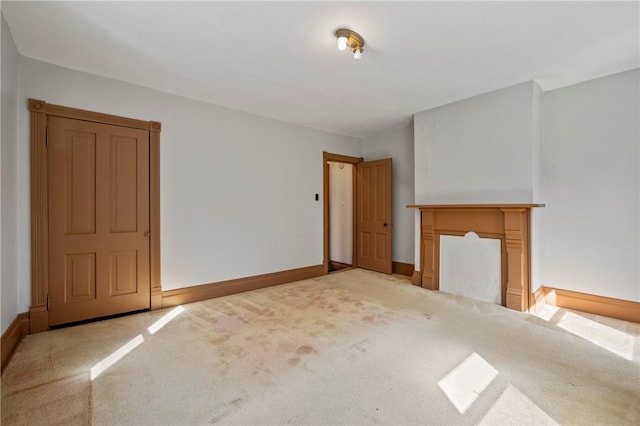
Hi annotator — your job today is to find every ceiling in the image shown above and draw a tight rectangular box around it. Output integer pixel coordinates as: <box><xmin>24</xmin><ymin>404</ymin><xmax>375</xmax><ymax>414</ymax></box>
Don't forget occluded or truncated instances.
<box><xmin>3</xmin><ymin>1</ymin><xmax>638</xmax><ymax>138</ymax></box>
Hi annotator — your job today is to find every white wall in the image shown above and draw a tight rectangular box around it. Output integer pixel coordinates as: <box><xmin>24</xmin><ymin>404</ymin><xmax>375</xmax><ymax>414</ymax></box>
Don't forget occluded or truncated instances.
<box><xmin>412</xmin><ymin>72</ymin><xmax>639</xmax><ymax>303</ymax></box>
<box><xmin>413</xmin><ymin>81</ymin><xmax>541</xmax><ymax>276</ymax></box>
<box><xmin>361</xmin><ymin>120</ymin><xmax>415</xmax><ymax>264</ymax></box>
<box><xmin>15</xmin><ymin>57</ymin><xmax>361</xmax><ymax>314</ymax></box>
<box><xmin>1</xmin><ymin>13</ymin><xmax>20</xmax><ymax>334</ymax></box>
<box><xmin>328</xmin><ymin>162</ymin><xmax>352</xmax><ymax>265</ymax></box>
<box><xmin>530</xmin><ymin>84</ymin><xmax>544</xmax><ymax>293</ymax></box>
<box><xmin>539</xmin><ymin>69</ymin><xmax>639</xmax><ymax>302</ymax></box>
<box><xmin>414</xmin><ymin>81</ymin><xmax>541</xmax><ymax>205</ymax></box>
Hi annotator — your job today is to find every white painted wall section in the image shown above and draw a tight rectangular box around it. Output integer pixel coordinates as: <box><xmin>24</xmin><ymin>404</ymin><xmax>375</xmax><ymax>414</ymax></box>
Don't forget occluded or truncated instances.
<box><xmin>1</xmin><ymin>13</ymin><xmax>20</xmax><ymax>334</ymax></box>
<box><xmin>328</xmin><ymin>161</ymin><xmax>353</xmax><ymax>265</ymax></box>
<box><xmin>530</xmin><ymin>83</ymin><xmax>544</xmax><ymax>292</ymax></box>
<box><xmin>414</xmin><ymin>81</ymin><xmax>540</xmax><ymax>205</ymax></box>
<box><xmin>413</xmin><ymin>81</ymin><xmax>541</xmax><ymax>276</ymax></box>
<box><xmin>539</xmin><ymin>69</ymin><xmax>639</xmax><ymax>302</ymax></box>
<box><xmin>15</xmin><ymin>57</ymin><xmax>361</xmax><ymax>314</ymax></box>
<box><xmin>361</xmin><ymin>120</ymin><xmax>415</xmax><ymax>264</ymax></box>
<box><xmin>413</xmin><ymin>72</ymin><xmax>638</xmax><ymax>303</ymax></box>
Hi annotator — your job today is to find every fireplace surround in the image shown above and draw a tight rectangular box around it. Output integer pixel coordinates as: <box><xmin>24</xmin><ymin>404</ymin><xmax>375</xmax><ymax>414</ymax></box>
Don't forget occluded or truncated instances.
<box><xmin>407</xmin><ymin>204</ymin><xmax>544</xmax><ymax>311</ymax></box>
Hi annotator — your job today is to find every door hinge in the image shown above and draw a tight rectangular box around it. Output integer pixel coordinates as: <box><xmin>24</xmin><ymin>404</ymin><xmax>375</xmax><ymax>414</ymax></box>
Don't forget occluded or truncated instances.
<box><xmin>47</xmin><ymin>294</ymin><xmax>51</xmax><ymax>311</ymax></box>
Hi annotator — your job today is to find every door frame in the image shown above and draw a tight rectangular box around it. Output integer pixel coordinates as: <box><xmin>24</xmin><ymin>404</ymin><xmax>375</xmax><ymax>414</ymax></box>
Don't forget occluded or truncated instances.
<box><xmin>28</xmin><ymin>99</ymin><xmax>162</xmax><ymax>332</ymax></box>
<box><xmin>322</xmin><ymin>151</ymin><xmax>362</xmax><ymax>275</ymax></box>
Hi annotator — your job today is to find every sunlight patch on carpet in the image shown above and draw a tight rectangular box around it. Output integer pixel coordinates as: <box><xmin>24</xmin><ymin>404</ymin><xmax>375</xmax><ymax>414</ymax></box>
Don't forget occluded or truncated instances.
<box><xmin>479</xmin><ymin>384</ymin><xmax>558</xmax><ymax>425</ymax></box>
<box><xmin>90</xmin><ymin>334</ymin><xmax>145</xmax><ymax>380</ymax></box>
<box><xmin>438</xmin><ymin>352</ymin><xmax>498</xmax><ymax>414</ymax></box>
<box><xmin>535</xmin><ymin>304</ymin><xmax>561</xmax><ymax>321</ymax></box>
<box><xmin>555</xmin><ymin>310</ymin><xmax>636</xmax><ymax>361</ymax></box>
<box><xmin>147</xmin><ymin>306</ymin><xmax>185</xmax><ymax>335</ymax></box>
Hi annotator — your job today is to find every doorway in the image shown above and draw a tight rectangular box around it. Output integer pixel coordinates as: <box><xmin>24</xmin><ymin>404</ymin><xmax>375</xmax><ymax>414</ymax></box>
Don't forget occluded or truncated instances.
<box><xmin>328</xmin><ymin>161</ymin><xmax>354</xmax><ymax>272</ymax></box>
<box><xmin>323</xmin><ymin>152</ymin><xmax>393</xmax><ymax>275</ymax></box>
<box><xmin>323</xmin><ymin>152</ymin><xmax>360</xmax><ymax>274</ymax></box>
<box><xmin>28</xmin><ymin>99</ymin><xmax>161</xmax><ymax>332</ymax></box>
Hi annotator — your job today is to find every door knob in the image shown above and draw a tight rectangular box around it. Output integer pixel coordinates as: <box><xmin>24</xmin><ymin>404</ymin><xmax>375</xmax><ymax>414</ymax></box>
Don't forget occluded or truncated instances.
<box><xmin>383</xmin><ymin>223</ymin><xmax>388</xmax><ymax>227</ymax></box>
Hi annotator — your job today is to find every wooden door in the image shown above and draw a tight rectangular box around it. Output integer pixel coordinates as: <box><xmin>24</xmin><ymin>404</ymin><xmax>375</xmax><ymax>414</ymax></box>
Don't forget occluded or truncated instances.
<box><xmin>48</xmin><ymin>116</ymin><xmax>150</xmax><ymax>325</ymax></box>
<box><xmin>356</xmin><ymin>158</ymin><xmax>392</xmax><ymax>274</ymax></box>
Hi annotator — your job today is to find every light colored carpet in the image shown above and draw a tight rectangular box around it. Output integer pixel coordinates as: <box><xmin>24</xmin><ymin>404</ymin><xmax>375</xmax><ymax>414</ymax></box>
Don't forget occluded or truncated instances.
<box><xmin>2</xmin><ymin>269</ymin><xmax>639</xmax><ymax>425</ymax></box>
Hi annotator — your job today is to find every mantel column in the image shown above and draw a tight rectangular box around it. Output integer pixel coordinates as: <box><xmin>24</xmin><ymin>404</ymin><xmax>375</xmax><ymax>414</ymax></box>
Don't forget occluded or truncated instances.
<box><xmin>421</xmin><ymin>209</ymin><xmax>437</xmax><ymax>290</ymax></box>
<box><xmin>502</xmin><ymin>208</ymin><xmax>529</xmax><ymax>311</ymax></box>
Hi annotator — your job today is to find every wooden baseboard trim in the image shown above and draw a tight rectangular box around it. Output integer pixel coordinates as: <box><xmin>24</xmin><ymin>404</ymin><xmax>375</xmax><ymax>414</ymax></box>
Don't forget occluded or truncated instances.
<box><xmin>329</xmin><ymin>260</ymin><xmax>352</xmax><ymax>271</ymax></box>
<box><xmin>162</xmin><ymin>264</ymin><xmax>325</xmax><ymax>308</ymax></box>
<box><xmin>411</xmin><ymin>270</ymin><xmax>422</xmax><ymax>286</ymax></box>
<box><xmin>529</xmin><ymin>286</ymin><xmax>546</xmax><ymax>314</ymax></box>
<box><xmin>2</xmin><ymin>313</ymin><xmax>30</xmax><ymax>373</ymax></box>
<box><xmin>29</xmin><ymin>305</ymin><xmax>48</xmax><ymax>333</ymax></box>
<box><xmin>392</xmin><ymin>261</ymin><xmax>414</xmax><ymax>277</ymax></box>
<box><xmin>542</xmin><ymin>287</ymin><xmax>640</xmax><ymax>323</ymax></box>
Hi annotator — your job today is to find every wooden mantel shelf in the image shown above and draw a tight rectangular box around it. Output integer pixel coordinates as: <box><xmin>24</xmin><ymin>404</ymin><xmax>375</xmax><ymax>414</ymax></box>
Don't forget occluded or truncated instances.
<box><xmin>407</xmin><ymin>203</ymin><xmax>545</xmax><ymax>209</ymax></box>
<box><xmin>407</xmin><ymin>203</ymin><xmax>544</xmax><ymax>312</ymax></box>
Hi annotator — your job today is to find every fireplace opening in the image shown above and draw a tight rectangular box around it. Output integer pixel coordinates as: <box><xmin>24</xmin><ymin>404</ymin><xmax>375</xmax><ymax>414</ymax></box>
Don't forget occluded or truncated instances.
<box><xmin>439</xmin><ymin>232</ymin><xmax>502</xmax><ymax>304</ymax></box>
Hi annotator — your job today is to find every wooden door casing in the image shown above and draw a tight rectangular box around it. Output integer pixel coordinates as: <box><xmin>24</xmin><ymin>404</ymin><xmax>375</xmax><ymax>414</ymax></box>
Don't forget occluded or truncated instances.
<box><xmin>356</xmin><ymin>158</ymin><xmax>393</xmax><ymax>274</ymax></box>
<box><xmin>47</xmin><ymin>116</ymin><xmax>150</xmax><ymax>325</ymax></box>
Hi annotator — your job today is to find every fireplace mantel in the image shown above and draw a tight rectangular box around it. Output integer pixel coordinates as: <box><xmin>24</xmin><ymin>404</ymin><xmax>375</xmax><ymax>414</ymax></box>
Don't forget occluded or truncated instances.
<box><xmin>407</xmin><ymin>203</ymin><xmax>544</xmax><ymax>311</ymax></box>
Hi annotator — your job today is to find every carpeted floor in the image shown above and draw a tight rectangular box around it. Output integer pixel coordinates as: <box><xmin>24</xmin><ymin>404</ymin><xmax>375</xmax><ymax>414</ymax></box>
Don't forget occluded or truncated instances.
<box><xmin>2</xmin><ymin>269</ymin><xmax>639</xmax><ymax>425</ymax></box>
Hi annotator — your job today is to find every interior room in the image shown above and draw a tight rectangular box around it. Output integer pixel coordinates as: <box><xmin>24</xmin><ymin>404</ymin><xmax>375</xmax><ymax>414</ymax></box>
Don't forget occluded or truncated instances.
<box><xmin>1</xmin><ymin>1</ymin><xmax>638</xmax><ymax>424</ymax></box>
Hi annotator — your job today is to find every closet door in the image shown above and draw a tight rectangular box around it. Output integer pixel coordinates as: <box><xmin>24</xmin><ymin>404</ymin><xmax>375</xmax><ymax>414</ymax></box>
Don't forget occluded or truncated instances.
<box><xmin>48</xmin><ymin>116</ymin><xmax>150</xmax><ymax>325</ymax></box>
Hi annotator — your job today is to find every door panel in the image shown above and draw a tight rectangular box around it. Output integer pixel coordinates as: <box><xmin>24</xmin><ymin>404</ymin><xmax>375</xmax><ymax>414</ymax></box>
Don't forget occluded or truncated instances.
<box><xmin>356</xmin><ymin>158</ymin><xmax>392</xmax><ymax>274</ymax></box>
<box><xmin>110</xmin><ymin>136</ymin><xmax>140</xmax><ymax>233</ymax></box>
<box><xmin>48</xmin><ymin>116</ymin><xmax>150</xmax><ymax>325</ymax></box>
<box><xmin>63</xmin><ymin>131</ymin><xmax>96</xmax><ymax>234</ymax></box>
<box><xmin>110</xmin><ymin>251</ymin><xmax>138</xmax><ymax>296</ymax></box>
<box><xmin>64</xmin><ymin>253</ymin><xmax>96</xmax><ymax>301</ymax></box>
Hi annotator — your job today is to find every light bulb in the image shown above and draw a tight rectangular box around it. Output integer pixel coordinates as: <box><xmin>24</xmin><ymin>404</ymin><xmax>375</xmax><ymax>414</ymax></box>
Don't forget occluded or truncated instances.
<box><xmin>337</xmin><ymin>36</ymin><xmax>348</xmax><ymax>51</ymax></box>
<box><xmin>353</xmin><ymin>49</ymin><xmax>363</xmax><ymax>60</ymax></box>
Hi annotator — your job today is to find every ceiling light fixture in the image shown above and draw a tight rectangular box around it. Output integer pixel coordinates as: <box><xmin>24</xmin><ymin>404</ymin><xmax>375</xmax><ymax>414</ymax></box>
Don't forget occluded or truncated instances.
<box><xmin>335</xmin><ymin>28</ymin><xmax>365</xmax><ymax>60</ymax></box>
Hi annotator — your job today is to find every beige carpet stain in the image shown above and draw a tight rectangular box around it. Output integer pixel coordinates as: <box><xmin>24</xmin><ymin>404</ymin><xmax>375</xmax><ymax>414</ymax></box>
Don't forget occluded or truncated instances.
<box><xmin>2</xmin><ymin>269</ymin><xmax>639</xmax><ymax>425</ymax></box>
<box><xmin>2</xmin><ymin>372</ymin><xmax>91</xmax><ymax>425</ymax></box>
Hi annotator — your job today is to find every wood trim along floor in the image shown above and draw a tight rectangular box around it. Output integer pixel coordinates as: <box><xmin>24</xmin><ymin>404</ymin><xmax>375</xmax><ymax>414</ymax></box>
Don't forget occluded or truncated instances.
<box><xmin>542</xmin><ymin>287</ymin><xmax>640</xmax><ymax>323</ymax></box>
<box><xmin>162</xmin><ymin>265</ymin><xmax>324</xmax><ymax>308</ymax></box>
<box><xmin>329</xmin><ymin>260</ymin><xmax>352</xmax><ymax>272</ymax></box>
<box><xmin>392</xmin><ymin>262</ymin><xmax>414</xmax><ymax>277</ymax></box>
<box><xmin>530</xmin><ymin>286</ymin><xmax>546</xmax><ymax>314</ymax></box>
<box><xmin>1</xmin><ymin>313</ymin><xmax>30</xmax><ymax>373</ymax></box>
